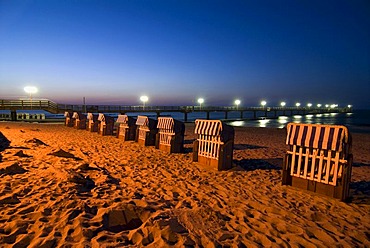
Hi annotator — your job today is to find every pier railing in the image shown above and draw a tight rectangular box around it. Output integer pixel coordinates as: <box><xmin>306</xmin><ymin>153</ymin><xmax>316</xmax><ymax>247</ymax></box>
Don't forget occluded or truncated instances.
<box><xmin>0</xmin><ymin>98</ymin><xmax>352</xmax><ymax>121</ymax></box>
<box><xmin>0</xmin><ymin>99</ymin><xmax>59</xmax><ymax>113</ymax></box>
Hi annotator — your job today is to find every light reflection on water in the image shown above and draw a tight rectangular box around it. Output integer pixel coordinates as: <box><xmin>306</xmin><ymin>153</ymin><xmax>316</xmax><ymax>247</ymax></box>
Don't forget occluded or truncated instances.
<box><xmin>225</xmin><ymin>111</ymin><xmax>367</xmax><ymax>133</ymax></box>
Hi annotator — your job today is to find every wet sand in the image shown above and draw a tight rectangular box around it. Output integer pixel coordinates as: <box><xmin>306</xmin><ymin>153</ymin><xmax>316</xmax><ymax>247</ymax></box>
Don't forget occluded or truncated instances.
<box><xmin>0</xmin><ymin>122</ymin><xmax>369</xmax><ymax>247</ymax></box>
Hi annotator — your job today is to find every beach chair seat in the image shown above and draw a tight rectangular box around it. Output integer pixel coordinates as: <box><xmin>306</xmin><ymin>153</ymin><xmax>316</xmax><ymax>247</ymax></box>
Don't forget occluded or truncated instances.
<box><xmin>135</xmin><ymin>115</ymin><xmax>158</xmax><ymax>146</ymax></box>
<box><xmin>72</xmin><ymin>112</ymin><xmax>87</xmax><ymax>129</ymax></box>
<box><xmin>86</xmin><ymin>113</ymin><xmax>99</xmax><ymax>132</ymax></box>
<box><xmin>64</xmin><ymin>111</ymin><xmax>74</xmax><ymax>127</ymax></box>
<box><xmin>97</xmin><ymin>113</ymin><xmax>115</xmax><ymax>136</ymax></box>
<box><xmin>193</xmin><ymin>119</ymin><xmax>234</xmax><ymax>170</ymax></box>
<box><xmin>116</xmin><ymin>115</ymin><xmax>137</xmax><ymax>141</ymax></box>
<box><xmin>156</xmin><ymin>117</ymin><xmax>185</xmax><ymax>153</ymax></box>
<box><xmin>282</xmin><ymin>123</ymin><xmax>353</xmax><ymax>201</ymax></box>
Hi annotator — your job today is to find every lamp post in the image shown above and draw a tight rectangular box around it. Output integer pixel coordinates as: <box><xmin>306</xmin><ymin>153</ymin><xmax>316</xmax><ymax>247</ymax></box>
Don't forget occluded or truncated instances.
<box><xmin>140</xmin><ymin>95</ymin><xmax>148</xmax><ymax>109</ymax></box>
<box><xmin>24</xmin><ymin>86</ymin><xmax>38</xmax><ymax>109</ymax></box>
<box><xmin>261</xmin><ymin>100</ymin><xmax>267</xmax><ymax>108</ymax></box>
<box><xmin>307</xmin><ymin>103</ymin><xmax>312</xmax><ymax>108</ymax></box>
<box><xmin>197</xmin><ymin>98</ymin><xmax>204</xmax><ymax>110</ymax></box>
<box><xmin>234</xmin><ymin>99</ymin><xmax>241</xmax><ymax>110</ymax></box>
<box><xmin>280</xmin><ymin>102</ymin><xmax>286</xmax><ymax>107</ymax></box>
<box><xmin>295</xmin><ymin>102</ymin><xmax>301</xmax><ymax>108</ymax></box>
<box><xmin>317</xmin><ymin>104</ymin><xmax>322</xmax><ymax>108</ymax></box>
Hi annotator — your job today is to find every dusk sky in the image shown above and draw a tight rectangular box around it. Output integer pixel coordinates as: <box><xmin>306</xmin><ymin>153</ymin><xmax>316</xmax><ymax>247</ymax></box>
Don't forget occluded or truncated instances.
<box><xmin>0</xmin><ymin>0</ymin><xmax>369</xmax><ymax>107</ymax></box>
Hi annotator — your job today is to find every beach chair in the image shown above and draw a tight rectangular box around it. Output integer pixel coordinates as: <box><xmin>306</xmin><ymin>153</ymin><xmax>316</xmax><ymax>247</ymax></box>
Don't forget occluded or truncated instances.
<box><xmin>282</xmin><ymin>123</ymin><xmax>353</xmax><ymax>201</ymax></box>
<box><xmin>64</xmin><ymin>111</ymin><xmax>74</xmax><ymax>127</ymax></box>
<box><xmin>193</xmin><ymin>119</ymin><xmax>235</xmax><ymax>170</ymax></box>
<box><xmin>116</xmin><ymin>115</ymin><xmax>137</xmax><ymax>141</ymax></box>
<box><xmin>156</xmin><ymin>117</ymin><xmax>185</xmax><ymax>153</ymax></box>
<box><xmin>72</xmin><ymin>112</ymin><xmax>87</xmax><ymax>129</ymax></box>
<box><xmin>97</xmin><ymin>113</ymin><xmax>115</xmax><ymax>136</ymax></box>
<box><xmin>86</xmin><ymin>113</ymin><xmax>99</xmax><ymax>132</ymax></box>
<box><xmin>135</xmin><ymin>115</ymin><xmax>158</xmax><ymax>146</ymax></box>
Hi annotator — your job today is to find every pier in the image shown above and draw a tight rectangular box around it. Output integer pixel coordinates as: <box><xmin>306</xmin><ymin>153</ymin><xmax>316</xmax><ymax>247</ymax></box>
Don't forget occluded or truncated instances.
<box><xmin>0</xmin><ymin>99</ymin><xmax>352</xmax><ymax>121</ymax></box>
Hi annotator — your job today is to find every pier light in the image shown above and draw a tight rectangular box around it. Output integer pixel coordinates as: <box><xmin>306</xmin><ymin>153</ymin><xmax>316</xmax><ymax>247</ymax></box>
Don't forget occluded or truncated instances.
<box><xmin>24</xmin><ymin>86</ymin><xmax>38</xmax><ymax>109</ymax></box>
<box><xmin>307</xmin><ymin>103</ymin><xmax>312</xmax><ymax>108</ymax></box>
<box><xmin>24</xmin><ymin>86</ymin><xmax>38</xmax><ymax>100</ymax></box>
<box><xmin>260</xmin><ymin>100</ymin><xmax>267</xmax><ymax>107</ymax></box>
<box><xmin>140</xmin><ymin>95</ymin><xmax>148</xmax><ymax>109</ymax></box>
<box><xmin>317</xmin><ymin>104</ymin><xmax>322</xmax><ymax>108</ymax></box>
<box><xmin>280</xmin><ymin>102</ymin><xmax>286</xmax><ymax>107</ymax></box>
<box><xmin>330</xmin><ymin>104</ymin><xmax>336</xmax><ymax>108</ymax></box>
<box><xmin>347</xmin><ymin>105</ymin><xmax>352</xmax><ymax>108</ymax></box>
<box><xmin>234</xmin><ymin>99</ymin><xmax>241</xmax><ymax>109</ymax></box>
<box><xmin>295</xmin><ymin>102</ymin><xmax>301</xmax><ymax>107</ymax></box>
<box><xmin>325</xmin><ymin>104</ymin><xmax>329</xmax><ymax>108</ymax></box>
<box><xmin>197</xmin><ymin>98</ymin><xmax>204</xmax><ymax>110</ymax></box>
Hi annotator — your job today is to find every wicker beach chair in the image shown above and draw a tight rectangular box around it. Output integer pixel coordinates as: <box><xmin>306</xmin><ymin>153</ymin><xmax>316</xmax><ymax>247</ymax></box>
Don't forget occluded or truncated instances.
<box><xmin>193</xmin><ymin>119</ymin><xmax>235</xmax><ymax>170</ymax></box>
<box><xmin>116</xmin><ymin>115</ymin><xmax>137</xmax><ymax>141</ymax></box>
<box><xmin>72</xmin><ymin>112</ymin><xmax>87</xmax><ymax>129</ymax></box>
<box><xmin>282</xmin><ymin>123</ymin><xmax>353</xmax><ymax>201</ymax></box>
<box><xmin>156</xmin><ymin>117</ymin><xmax>185</xmax><ymax>153</ymax></box>
<box><xmin>97</xmin><ymin>113</ymin><xmax>115</xmax><ymax>136</ymax></box>
<box><xmin>86</xmin><ymin>113</ymin><xmax>99</xmax><ymax>132</ymax></box>
<box><xmin>64</xmin><ymin>111</ymin><xmax>74</xmax><ymax>127</ymax></box>
<box><xmin>135</xmin><ymin>115</ymin><xmax>158</xmax><ymax>146</ymax></box>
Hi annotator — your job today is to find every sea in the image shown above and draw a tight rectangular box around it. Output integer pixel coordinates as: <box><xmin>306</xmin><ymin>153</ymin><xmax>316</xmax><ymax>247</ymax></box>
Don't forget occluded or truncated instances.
<box><xmin>1</xmin><ymin>109</ymin><xmax>370</xmax><ymax>134</ymax></box>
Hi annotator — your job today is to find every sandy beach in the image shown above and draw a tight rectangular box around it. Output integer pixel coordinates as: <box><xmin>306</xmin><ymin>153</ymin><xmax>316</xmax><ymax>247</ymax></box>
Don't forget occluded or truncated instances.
<box><xmin>0</xmin><ymin>122</ymin><xmax>369</xmax><ymax>247</ymax></box>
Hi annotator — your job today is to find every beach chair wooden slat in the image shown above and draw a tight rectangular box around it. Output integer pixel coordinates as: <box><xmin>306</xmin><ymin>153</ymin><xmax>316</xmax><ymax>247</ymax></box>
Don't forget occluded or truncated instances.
<box><xmin>302</xmin><ymin>148</ymin><xmax>310</xmax><ymax>178</ymax></box>
<box><xmin>290</xmin><ymin>145</ymin><xmax>297</xmax><ymax>175</ymax></box>
<box><xmin>330</xmin><ymin>152</ymin><xmax>340</xmax><ymax>186</ymax></box>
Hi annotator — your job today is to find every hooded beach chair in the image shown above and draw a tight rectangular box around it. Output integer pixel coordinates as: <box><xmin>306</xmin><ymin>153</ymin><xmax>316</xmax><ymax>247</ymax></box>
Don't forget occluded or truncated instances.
<box><xmin>86</xmin><ymin>113</ymin><xmax>99</xmax><ymax>132</ymax></box>
<box><xmin>64</xmin><ymin>111</ymin><xmax>74</xmax><ymax>127</ymax></box>
<box><xmin>72</xmin><ymin>112</ymin><xmax>87</xmax><ymax>129</ymax></box>
<box><xmin>97</xmin><ymin>113</ymin><xmax>115</xmax><ymax>136</ymax></box>
<box><xmin>135</xmin><ymin>115</ymin><xmax>158</xmax><ymax>146</ymax></box>
<box><xmin>156</xmin><ymin>117</ymin><xmax>185</xmax><ymax>153</ymax></box>
<box><xmin>282</xmin><ymin>123</ymin><xmax>353</xmax><ymax>201</ymax></box>
<box><xmin>116</xmin><ymin>114</ymin><xmax>137</xmax><ymax>141</ymax></box>
<box><xmin>193</xmin><ymin>119</ymin><xmax>235</xmax><ymax>170</ymax></box>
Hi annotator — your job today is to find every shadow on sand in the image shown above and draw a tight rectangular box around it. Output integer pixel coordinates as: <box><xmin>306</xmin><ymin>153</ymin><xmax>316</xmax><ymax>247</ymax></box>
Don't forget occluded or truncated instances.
<box><xmin>0</xmin><ymin>132</ymin><xmax>11</xmax><ymax>162</ymax></box>
<box><xmin>349</xmin><ymin>181</ymin><xmax>370</xmax><ymax>205</ymax></box>
<box><xmin>234</xmin><ymin>158</ymin><xmax>282</xmax><ymax>171</ymax></box>
<box><xmin>234</xmin><ymin>144</ymin><xmax>266</xmax><ymax>150</ymax></box>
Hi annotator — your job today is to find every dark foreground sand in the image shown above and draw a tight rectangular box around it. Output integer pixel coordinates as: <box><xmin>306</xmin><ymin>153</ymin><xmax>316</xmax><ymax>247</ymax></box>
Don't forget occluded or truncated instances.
<box><xmin>0</xmin><ymin>122</ymin><xmax>369</xmax><ymax>247</ymax></box>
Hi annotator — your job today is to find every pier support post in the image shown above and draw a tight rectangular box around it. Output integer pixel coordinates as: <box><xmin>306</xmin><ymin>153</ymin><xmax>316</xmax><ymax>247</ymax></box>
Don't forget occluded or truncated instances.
<box><xmin>11</xmin><ymin>110</ymin><xmax>17</xmax><ymax>121</ymax></box>
<box><xmin>184</xmin><ymin>112</ymin><xmax>188</xmax><ymax>122</ymax></box>
<box><xmin>206</xmin><ymin>112</ymin><xmax>210</xmax><ymax>120</ymax></box>
<box><xmin>156</xmin><ymin>112</ymin><xmax>160</xmax><ymax>119</ymax></box>
<box><xmin>225</xmin><ymin>111</ymin><xmax>228</xmax><ymax>119</ymax></box>
<box><xmin>240</xmin><ymin>111</ymin><xmax>243</xmax><ymax>119</ymax></box>
<box><xmin>253</xmin><ymin>111</ymin><xmax>257</xmax><ymax>119</ymax></box>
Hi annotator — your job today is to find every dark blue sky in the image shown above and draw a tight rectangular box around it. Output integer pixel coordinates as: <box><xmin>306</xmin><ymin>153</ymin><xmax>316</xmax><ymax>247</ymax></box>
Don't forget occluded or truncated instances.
<box><xmin>1</xmin><ymin>0</ymin><xmax>369</xmax><ymax>107</ymax></box>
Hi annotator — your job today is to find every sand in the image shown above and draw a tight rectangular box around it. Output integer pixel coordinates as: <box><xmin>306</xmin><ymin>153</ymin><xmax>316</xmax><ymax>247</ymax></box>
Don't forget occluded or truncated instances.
<box><xmin>0</xmin><ymin>122</ymin><xmax>369</xmax><ymax>247</ymax></box>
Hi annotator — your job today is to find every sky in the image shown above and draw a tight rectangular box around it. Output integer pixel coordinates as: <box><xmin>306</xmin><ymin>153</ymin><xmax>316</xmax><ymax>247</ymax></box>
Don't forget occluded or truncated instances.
<box><xmin>0</xmin><ymin>0</ymin><xmax>369</xmax><ymax>108</ymax></box>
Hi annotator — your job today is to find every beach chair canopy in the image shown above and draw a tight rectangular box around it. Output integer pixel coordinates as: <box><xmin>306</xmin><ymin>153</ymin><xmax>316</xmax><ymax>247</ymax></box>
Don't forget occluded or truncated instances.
<box><xmin>116</xmin><ymin>114</ymin><xmax>128</xmax><ymax>124</ymax></box>
<box><xmin>98</xmin><ymin>113</ymin><xmax>114</xmax><ymax>123</ymax></box>
<box><xmin>116</xmin><ymin>115</ymin><xmax>136</xmax><ymax>126</ymax></box>
<box><xmin>194</xmin><ymin>119</ymin><xmax>234</xmax><ymax>142</ymax></box>
<box><xmin>87</xmin><ymin>113</ymin><xmax>98</xmax><ymax>121</ymax></box>
<box><xmin>286</xmin><ymin>123</ymin><xmax>349</xmax><ymax>152</ymax></box>
<box><xmin>136</xmin><ymin>115</ymin><xmax>157</xmax><ymax>129</ymax></box>
<box><xmin>64</xmin><ymin>111</ymin><xmax>73</xmax><ymax>118</ymax></box>
<box><xmin>72</xmin><ymin>112</ymin><xmax>86</xmax><ymax>120</ymax></box>
<box><xmin>157</xmin><ymin>117</ymin><xmax>184</xmax><ymax>134</ymax></box>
